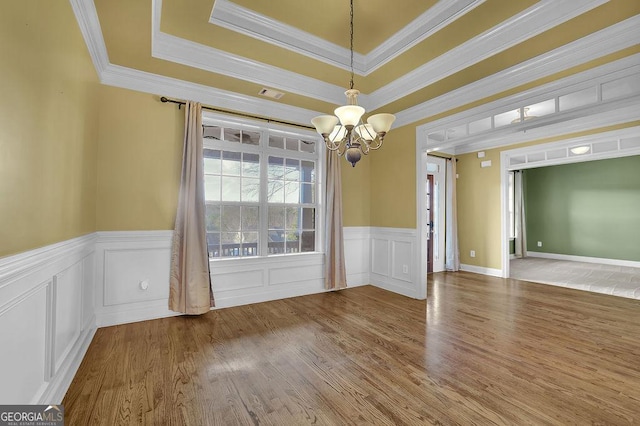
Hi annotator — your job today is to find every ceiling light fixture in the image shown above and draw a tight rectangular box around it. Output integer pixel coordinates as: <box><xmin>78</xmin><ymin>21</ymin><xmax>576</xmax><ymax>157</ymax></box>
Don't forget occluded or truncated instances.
<box><xmin>511</xmin><ymin>107</ymin><xmax>537</xmax><ymax>124</ymax></box>
<box><xmin>310</xmin><ymin>0</ymin><xmax>395</xmax><ymax>167</ymax></box>
<box><xmin>570</xmin><ymin>146</ymin><xmax>590</xmax><ymax>155</ymax></box>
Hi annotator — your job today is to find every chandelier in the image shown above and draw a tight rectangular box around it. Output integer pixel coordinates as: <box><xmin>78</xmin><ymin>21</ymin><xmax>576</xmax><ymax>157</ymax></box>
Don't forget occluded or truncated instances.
<box><xmin>311</xmin><ymin>0</ymin><xmax>395</xmax><ymax>167</ymax></box>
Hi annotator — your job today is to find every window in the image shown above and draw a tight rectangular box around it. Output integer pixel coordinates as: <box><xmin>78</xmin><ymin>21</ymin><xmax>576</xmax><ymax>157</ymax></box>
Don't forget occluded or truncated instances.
<box><xmin>203</xmin><ymin>119</ymin><xmax>321</xmax><ymax>259</ymax></box>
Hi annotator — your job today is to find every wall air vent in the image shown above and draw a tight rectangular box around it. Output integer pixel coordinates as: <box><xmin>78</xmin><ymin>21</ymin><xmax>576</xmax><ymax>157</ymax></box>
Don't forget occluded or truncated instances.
<box><xmin>259</xmin><ymin>88</ymin><xmax>285</xmax><ymax>99</ymax></box>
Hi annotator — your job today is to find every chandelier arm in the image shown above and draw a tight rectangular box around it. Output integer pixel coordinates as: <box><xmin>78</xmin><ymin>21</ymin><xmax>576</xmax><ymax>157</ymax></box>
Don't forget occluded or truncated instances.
<box><xmin>323</xmin><ymin>134</ymin><xmax>345</xmax><ymax>152</ymax></box>
<box><xmin>367</xmin><ymin>137</ymin><xmax>384</xmax><ymax>150</ymax></box>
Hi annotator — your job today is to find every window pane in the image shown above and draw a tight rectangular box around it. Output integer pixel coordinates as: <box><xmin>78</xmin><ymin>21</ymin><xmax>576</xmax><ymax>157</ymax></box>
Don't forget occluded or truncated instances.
<box><xmin>285</xmin><ymin>159</ymin><xmax>300</xmax><ymax>181</ymax></box>
<box><xmin>203</xmin><ymin>126</ymin><xmax>222</xmax><ymax>141</ymax></box>
<box><xmin>285</xmin><ymin>138</ymin><xmax>299</xmax><ymax>151</ymax></box>
<box><xmin>242</xmin><ymin>206</ymin><xmax>259</xmax><ymax>231</ymax></box>
<box><xmin>205</xmin><ymin>204</ymin><xmax>221</xmax><ymax>232</ymax></box>
<box><xmin>494</xmin><ymin>109</ymin><xmax>520</xmax><ymax>128</ymax></box>
<box><xmin>267</xmin><ymin>181</ymin><xmax>284</xmax><ymax>203</ymax></box>
<box><xmin>268</xmin><ymin>206</ymin><xmax>285</xmax><ymax>229</ymax></box>
<box><xmin>207</xmin><ymin>232</ymin><xmax>220</xmax><ymax>258</ymax></box>
<box><xmin>301</xmin><ymin>183</ymin><xmax>314</xmax><ymax>204</ymax></box>
<box><xmin>221</xmin><ymin>232</ymin><xmax>241</xmax><ymax>257</ymax></box>
<box><xmin>204</xmin><ymin>149</ymin><xmax>221</xmax><ymax>174</ymax></box>
<box><xmin>269</xmin><ymin>135</ymin><xmax>284</xmax><ymax>149</ymax></box>
<box><xmin>242</xmin><ymin>153</ymin><xmax>260</xmax><ymax>177</ymax></box>
<box><xmin>559</xmin><ymin>87</ymin><xmax>597</xmax><ymax>111</ymax></box>
<box><xmin>301</xmin><ymin>161</ymin><xmax>315</xmax><ymax>182</ymax></box>
<box><xmin>222</xmin><ymin>151</ymin><xmax>241</xmax><ymax>175</ymax></box>
<box><xmin>242</xmin><ymin>177</ymin><xmax>260</xmax><ymax>202</ymax></box>
<box><xmin>224</xmin><ymin>128</ymin><xmax>241</xmax><ymax>143</ymax></box>
<box><xmin>302</xmin><ymin>208</ymin><xmax>315</xmax><ymax>229</ymax></box>
<box><xmin>241</xmin><ymin>130</ymin><xmax>260</xmax><ymax>145</ymax></box>
<box><xmin>221</xmin><ymin>205</ymin><xmax>241</xmax><ymax>231</ymax></box>
<box><xmin>285</xmin><ymin>182</ymin><xmax>300</xmax><ymax>204</ymax></box>
<box><xmin>204</xmin><ymin>175</ymin><xmax>221</xmax><ymax>201</ymax></box>
<box><xmin>300</xmin><ymin>140</ymin><xmax>315</xmax><ymax>153</ymax></box>
<box><xmin>301</xmin><ymin>231</ymin><xmax>315</xmax><ymax>252</ymax></box>
<box><xmin>468</xmin><ymin>117</ymin><xmax>492</xmax><ymax>134</ymax></box>
<box><xmin>285</xmin><ymin>231</ymin><xmax>300</xmax><ymax>253</ymax></box>
<box><xmin>221</xmin><ymin>176</ymin><xmax>241</xmax><ymax>201</ymax></box>
<box><xmin>285</xmin><ymin>207</ymin><xmax>299</xmax><ymax>230</ymax></box>
<box><xmin>525</xmin><ymin>99</ymin><xmax>555</xmax><ymax>119</ymax></box>
<box><xmin>268</xmin><ymin>156</ymin><xmax>284</xmax><ymax>179</ymax></box>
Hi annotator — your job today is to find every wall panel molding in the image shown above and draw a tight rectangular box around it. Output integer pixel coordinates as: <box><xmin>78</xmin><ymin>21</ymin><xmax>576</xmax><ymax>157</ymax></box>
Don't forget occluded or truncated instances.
<box><xmin>0</xmin><ymin>235</ymin><xmax>96</xmax><ymax>404</ymax></box>
<box><xmin>369</xmin><ymin>227</ymin><xmax>420</xmax><ymax>299</ymax></box>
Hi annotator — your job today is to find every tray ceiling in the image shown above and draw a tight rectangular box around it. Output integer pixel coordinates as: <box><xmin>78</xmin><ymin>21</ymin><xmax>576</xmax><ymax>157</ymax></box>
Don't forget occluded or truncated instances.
<box><xmin>87</xmin><ymin>0</ymin><xmax>639</xmax><ymax>127</ymax></box>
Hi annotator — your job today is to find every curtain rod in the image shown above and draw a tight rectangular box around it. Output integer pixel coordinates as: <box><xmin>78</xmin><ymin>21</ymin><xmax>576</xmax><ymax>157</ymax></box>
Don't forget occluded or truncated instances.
<box><xmin>160</xmin><ymin>96</ymin><xmax>315</xmax><ymax>131</ymax></box>
<box><xmin>427</xmin><ymin>152</ymin><xmax>458</xmax><ymax>161</ymax></box>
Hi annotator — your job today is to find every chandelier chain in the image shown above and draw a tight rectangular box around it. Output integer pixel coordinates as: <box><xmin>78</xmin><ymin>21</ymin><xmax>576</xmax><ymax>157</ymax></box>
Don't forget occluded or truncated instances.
<box><xmin>349</xmin><ymin>0</ymin><xmax>354</xmax><ymax>90</ymax></box>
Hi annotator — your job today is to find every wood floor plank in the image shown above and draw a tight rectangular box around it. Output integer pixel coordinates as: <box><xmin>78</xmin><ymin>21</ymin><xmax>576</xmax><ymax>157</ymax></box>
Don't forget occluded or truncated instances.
<box><xmin>64</xmin><ymin>272</ymin><xmax>640</xmax><ymax>424</ymax></box>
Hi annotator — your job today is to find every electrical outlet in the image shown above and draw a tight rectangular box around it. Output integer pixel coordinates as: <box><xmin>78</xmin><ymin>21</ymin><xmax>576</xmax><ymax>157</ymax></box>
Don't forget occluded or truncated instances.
<box><xmin>470</xmin><ymin>250</ymin><xmax>476</xmax><ymax>258</ymax></box>
<box><xmin>402</xmin><ymin>265</ymin><xmax>408</xmax><ymax>274</ymax></box>
<box><xmin>537</xmin><ymin>241</ymin><xmax>543</xmax><ymax>247</ymax></box>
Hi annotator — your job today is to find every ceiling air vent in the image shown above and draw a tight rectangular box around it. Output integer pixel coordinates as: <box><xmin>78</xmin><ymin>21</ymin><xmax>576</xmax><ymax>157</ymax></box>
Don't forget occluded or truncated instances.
<box><xmin>259</xmin><ymin>88</ymin><xmax>284</xmax><ymax>100</ymax></box>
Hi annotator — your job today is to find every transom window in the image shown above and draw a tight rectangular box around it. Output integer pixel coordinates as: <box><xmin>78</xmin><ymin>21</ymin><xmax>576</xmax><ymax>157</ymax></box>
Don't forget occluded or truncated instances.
<box><xmin>203</xmin><ymin>119</ymin><xmax>321</xmax><ymax>259</ymax></box>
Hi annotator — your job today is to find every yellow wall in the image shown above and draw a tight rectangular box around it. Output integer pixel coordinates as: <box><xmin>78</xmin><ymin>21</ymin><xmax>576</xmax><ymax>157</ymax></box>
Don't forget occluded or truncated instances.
<box><xmin>0</xmin><ymin>1</ymin><xmax>100</xmax><ymax>257</ymax></box>
<box><xmin>456</xmin><ymin>121</ymin><xmax>640</xmax><ymax>270</ymax></box>
<box><xmin>95</xmin><ymin>87</ymin><xmax>183</xmax><ymax>230</ymax></box>
<box><xmin>369</xmin><ymin>124</ymin><xmax>417</xmax><ymax>228</ymax></box>
<box><xmin>341</xmin><ymin>152</ymin><xmax>371</xmax><ymax>226</ymax></box>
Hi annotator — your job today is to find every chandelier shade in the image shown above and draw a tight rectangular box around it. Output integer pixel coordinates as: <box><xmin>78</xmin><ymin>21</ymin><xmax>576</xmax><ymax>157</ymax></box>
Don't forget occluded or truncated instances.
<box><xmin>310</xmin><ymin>0</ymin><xmax>395</xmax><ymax>167</ymax></box>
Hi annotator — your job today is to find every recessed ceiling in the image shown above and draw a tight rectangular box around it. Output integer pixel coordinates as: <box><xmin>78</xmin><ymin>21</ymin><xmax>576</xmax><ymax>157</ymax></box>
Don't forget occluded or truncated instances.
<box><xmin>86</xmin><ymin>0</ymin><xmax>639</xmax><ymax>128</ymax></box>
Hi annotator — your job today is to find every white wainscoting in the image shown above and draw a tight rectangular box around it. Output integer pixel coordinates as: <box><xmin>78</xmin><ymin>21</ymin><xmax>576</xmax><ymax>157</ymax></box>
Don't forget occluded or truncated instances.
<box><xmin>0</xmin><ymin>234</ymin><xmax>96</xmax><ymax>405</ymax></box>
<box><xmin>94</xmin><ymin>231</ymin><xmax>177</xmax><ymax>327</ymax></box>
<box><xmin>369</xmin><ymin>227</ymin><xmax>421</xmax><ymax>299</ymax></box>
<box><xmin>0</xmin><ymin>226</ymin><xmax>419</xmax><ymax>404</ymax></box>
<box><xmin>344</xmin><ymin>227</ymin><xmax>371</xmax><ymax>287</ymax></box>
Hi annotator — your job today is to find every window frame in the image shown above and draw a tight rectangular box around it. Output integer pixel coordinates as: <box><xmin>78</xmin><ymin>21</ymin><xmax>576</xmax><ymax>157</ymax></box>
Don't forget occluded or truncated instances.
<box><xmin>202</xmin><ymin>111</ymin><xmax>325</xmax><ymax>261</ymax></box>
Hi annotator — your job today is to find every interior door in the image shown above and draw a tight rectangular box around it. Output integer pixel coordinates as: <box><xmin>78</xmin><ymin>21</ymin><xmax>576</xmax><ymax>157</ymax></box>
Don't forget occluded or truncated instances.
<box><xmin>426</xmin><ymin>174</ymin><xmax>434</xmax><ymax>273</ymax></box>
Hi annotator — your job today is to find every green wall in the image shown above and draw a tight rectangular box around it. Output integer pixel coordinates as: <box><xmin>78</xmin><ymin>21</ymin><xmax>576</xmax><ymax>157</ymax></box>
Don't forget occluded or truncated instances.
<box><xmin>524</xmin><ymin>155</ymin><xmax>640</xmax><ymax>261</ymax></box>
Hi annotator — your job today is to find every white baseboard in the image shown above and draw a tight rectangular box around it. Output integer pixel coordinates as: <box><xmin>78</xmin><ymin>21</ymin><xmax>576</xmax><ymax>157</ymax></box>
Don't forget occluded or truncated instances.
<box><xmin>96</xmin><ymin>301</ymin><xmax>180</xmax><ymax>327</ymax></box>
<box><xmin>460</xmin><ymin>264</ymin><xmax>504</xmax><ymax>277</ymax></box>
<box><xmin>370</xmin><ymin>274</ymin><xmax>418</xmax><ymax>299</ymax></box>
<box><xmin>527</xmin><ymin>252</ymin><xmax>640</xmax><ymax>269</ymax></box>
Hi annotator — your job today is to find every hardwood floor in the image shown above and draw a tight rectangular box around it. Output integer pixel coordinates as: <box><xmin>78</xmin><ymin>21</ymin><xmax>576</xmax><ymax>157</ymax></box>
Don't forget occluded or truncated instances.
<box><xmin>63</xmin><ymin>272</ymin><xmax>640</xmax><ymax>425</ymax></box>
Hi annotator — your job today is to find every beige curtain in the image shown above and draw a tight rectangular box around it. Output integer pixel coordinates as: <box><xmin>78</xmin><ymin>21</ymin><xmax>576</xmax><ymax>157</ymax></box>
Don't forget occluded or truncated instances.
<box><xmin>324</xmin><ymin>151</ymin><xmax>347</xmax><ymax>290</ymax></box>
<box><xmin>514</xmin><ymin>170</ymin><xmax>527</xmax><ymax>258</ymax></box>
<box><xmin>169</xmin><ymin>101</ymin><xmax>214</xmax><ymax>314</ymax></box>
<box><xmin>445</xmin><ymin>158</ymin><xmax>460</xmax><ymax>271</ymax></box>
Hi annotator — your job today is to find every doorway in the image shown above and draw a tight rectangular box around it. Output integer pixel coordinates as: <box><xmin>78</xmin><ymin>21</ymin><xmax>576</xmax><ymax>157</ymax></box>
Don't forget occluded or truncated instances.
<box><xmin>426</xmin><ymin>175</ymin><xmax>434</xmax><ymax>273</ymax></box>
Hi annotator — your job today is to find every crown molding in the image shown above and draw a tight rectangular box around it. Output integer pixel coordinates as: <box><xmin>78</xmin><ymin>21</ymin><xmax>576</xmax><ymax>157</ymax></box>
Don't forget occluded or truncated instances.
<box><xmin>154</xmin><ymin>0</ymin><xmax>605</xmax><ymax>111</ymax></box>
<box><xmin>68</xmin><ymin>0</ymin><xmax>109</xmax><ymax>74</ymax></box>
<box><xmin>395</xmin><ymin>16</ymin><xmax>640</xmax><ymax>128</ymax></box>
<box><xmin>372</xmin><ymin>0</ymin><xmax>608</xmax><ymax>110</ymax></box>
<box><xmin>152</xmin><ymin>0</ymin><xmax>347</xmax><ymax>106</ymax></box>
<box><xmin>100</xmin><ymin>63</ymin><xmax>321</xmax><ymax>126</ymax></box>
<box><xmin>209</xmin><ymin>0</ymin><xmax>485</xmax><ymax>76</ymax></box>
<box><xmin>72</xmin><ymin>0</ymin><xmax>634</xmax><ymax>133</ymax></box>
